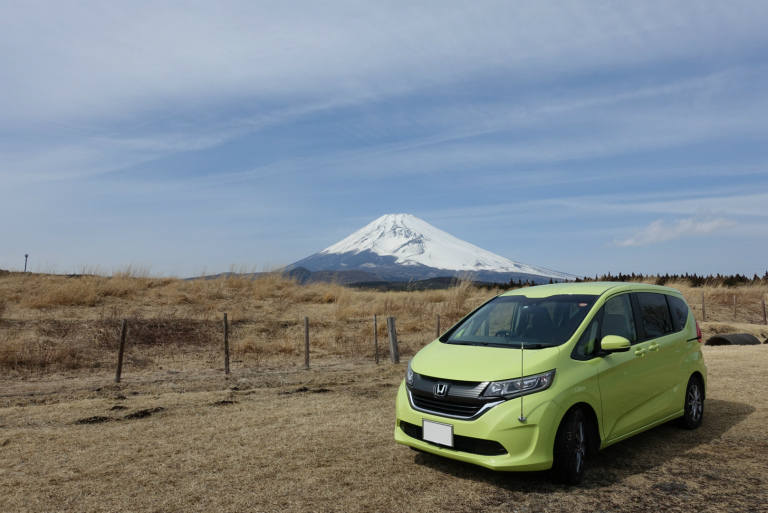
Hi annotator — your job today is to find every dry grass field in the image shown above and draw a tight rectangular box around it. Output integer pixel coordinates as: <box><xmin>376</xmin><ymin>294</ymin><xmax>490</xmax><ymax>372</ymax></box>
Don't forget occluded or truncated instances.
<box><xmin>1</xmin><ymin>272</ymin><xmax>767</xmax><ymax>512</ymax></box>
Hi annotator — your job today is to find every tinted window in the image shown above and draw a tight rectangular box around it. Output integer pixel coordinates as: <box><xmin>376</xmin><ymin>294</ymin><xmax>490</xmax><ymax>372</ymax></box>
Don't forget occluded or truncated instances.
<box><xmin>601</xmin><ymin>295</ymin><xmax>637</xmax><ymax>344</ymax></box>
<box><xmin>636</xmin><ymin>292</ymin><xmax>674</xmax><ymax>338</ymax></box>
<box><xmin>667</xmin><ymin>295</ymin><xmax>689</xmax><ymax>331</ymax></box>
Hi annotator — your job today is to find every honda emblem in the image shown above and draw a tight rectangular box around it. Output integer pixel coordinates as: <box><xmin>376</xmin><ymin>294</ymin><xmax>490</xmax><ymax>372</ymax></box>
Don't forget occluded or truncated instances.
<box><xmin>434</xmin><ymin>382</ymin><xmax>450</xmax><ymax>398</ymax></box>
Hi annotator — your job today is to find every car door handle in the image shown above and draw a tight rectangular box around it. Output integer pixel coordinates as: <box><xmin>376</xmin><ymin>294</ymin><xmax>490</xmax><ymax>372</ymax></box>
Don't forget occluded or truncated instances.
<box><xmin>634</xmin><ymin>348</ymin><xmax>647</xmax><ymax>357</ymax></box>
<box><xmin>648</xmin><ymin>343</ymin><xmax>660</xmax><ymax>352</ymax></box>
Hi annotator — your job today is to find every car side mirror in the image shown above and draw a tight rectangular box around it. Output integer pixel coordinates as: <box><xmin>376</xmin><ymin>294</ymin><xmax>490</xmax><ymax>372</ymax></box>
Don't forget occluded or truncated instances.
<box><xmin>600</xmin><ymin>335</ymin><xmax>631</xmax><ymax>353</ymax></box>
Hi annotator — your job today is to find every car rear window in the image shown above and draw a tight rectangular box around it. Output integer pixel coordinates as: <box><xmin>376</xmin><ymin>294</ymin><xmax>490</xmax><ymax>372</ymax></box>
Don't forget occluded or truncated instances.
<box><xmin>667</xmin><ymin>295</ymin><xmax>689</xmax><ymax>330</ymax></box>
<box><xmin>636</xmin><ymin>292</ymin><xmax>674</xmax><ymax>339</ymax></box>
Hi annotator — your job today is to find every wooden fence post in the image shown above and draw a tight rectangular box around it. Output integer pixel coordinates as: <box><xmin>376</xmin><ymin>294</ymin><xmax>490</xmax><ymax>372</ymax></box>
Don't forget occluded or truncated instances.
<box><xmin>733</xmin><ymin>294</ymin><xmax>737</xmax><ymax>321</ymax></box>
<box><xmin>763</xmin><ymin>300</ymin><xmax>766</xmax><ymax>325</ymax></box>
<box><xmin>387</xmin><ymin>316</ymin><xmax>400</xmax><ymax>364</ymax></box>
<box><xmin>436</xmin><ymin>314</ymin><xmax>440</xmax><ymax>339</ymax></box>
<box><xmin>374</xmin><ymin>314</ymin><xmax>379</xmax><ymax>364</ymax></box>
<box><xmin>223</xmin><ymin>313</ymin><xmax>230</xmax><ymax>375</ymax></box>
<box><xmin>304</xmin><ymin>317</ymin><xmax>310</xmax><ymax>370</ymax></box>
<box><xmin>115</xmin><ymin>319</ymin><xmax>128</xmax><ymax>383</ymax></box>
<box><xmin>701</xmin><ymin>292</ymin><xmax>707</xmax><ymax>322</ymax></box>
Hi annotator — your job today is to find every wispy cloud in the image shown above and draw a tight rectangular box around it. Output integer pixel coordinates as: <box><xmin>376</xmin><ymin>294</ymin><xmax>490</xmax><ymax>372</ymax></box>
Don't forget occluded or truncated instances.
<box><xmin>613</xmin><ymin>214</ymin><xmax>737</xmax><ymax>247</ymax></box>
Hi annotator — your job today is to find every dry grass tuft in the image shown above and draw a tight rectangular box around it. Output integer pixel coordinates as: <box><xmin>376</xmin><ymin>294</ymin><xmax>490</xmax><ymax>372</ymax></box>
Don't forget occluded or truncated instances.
<box><xmin>20</xmin><ymin>276</ymin><xmax>101</xmax><ymax>309</ymax></box>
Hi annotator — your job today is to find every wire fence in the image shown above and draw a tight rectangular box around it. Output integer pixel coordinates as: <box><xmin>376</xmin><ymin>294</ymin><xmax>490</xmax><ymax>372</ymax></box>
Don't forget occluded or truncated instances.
<box><xmin>2</xmin><ymin>294</ymin><xmax>766</xmax><ymax>380</ymax></box>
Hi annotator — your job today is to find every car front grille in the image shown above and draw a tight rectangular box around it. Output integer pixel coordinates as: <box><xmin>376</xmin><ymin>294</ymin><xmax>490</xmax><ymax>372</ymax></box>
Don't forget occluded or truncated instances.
<box><xmin>399</xmin><ymin>421</ymin><xmax>507</xmax><ymax>456</ymax></box>
<box><xmin>407</xmin><ymin>373</ymin><xmax>501</xmax><ymax>419</ymax></box>
<box><xmin>411</xmin><ymin>394</ymin><xmax>484</xmax><ymax>418</ymax></box>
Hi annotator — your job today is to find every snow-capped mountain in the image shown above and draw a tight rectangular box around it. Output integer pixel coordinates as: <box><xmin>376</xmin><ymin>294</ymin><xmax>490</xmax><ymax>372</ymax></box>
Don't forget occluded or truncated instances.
<box><xmin>289</xmin><ymin>214</ymin><xmax>575</xmax><ymax>283</ymax></box>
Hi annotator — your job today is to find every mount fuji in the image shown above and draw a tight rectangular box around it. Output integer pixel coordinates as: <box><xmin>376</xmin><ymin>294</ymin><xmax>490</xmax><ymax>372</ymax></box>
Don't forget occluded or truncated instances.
<box><xmin>288</xmin><ymin>214</ymin><xmax>575</xmax><ymax>284</ymax></box>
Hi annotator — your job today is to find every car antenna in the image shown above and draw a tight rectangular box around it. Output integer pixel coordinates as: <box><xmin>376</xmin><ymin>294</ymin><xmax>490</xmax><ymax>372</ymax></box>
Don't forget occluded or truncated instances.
<box><xmin>518</xmin><ymin>341</ymin><xmax>526</xmax><ymax>422</ymax></box>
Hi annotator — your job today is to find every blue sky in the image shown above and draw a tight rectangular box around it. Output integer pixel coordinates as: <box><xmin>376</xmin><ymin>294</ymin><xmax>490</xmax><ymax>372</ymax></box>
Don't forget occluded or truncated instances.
<box><xmin>1</xmin><ymin>1</ymin><xmax>767</xmax><ymax>278</ymax></box>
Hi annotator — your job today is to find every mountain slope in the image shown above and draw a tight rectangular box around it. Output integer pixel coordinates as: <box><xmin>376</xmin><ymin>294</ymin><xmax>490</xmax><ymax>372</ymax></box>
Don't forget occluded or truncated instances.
<box><xmin>290</xmin><ymin>214</ymin><xmax>576</xmax><ymax>283</ymax></box>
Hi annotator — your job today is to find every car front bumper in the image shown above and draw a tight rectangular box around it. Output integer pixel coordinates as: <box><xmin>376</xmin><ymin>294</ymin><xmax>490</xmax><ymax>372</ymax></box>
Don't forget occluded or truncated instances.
<box><xmin>394</xmin><ymin>381</ymin><xmax>564</xmax><ymax>471</ymax></box>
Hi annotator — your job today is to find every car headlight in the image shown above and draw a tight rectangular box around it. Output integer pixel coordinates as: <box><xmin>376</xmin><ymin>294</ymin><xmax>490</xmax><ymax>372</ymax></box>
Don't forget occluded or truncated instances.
<box><xmin>482</xmin><ymin>370</ymin><xmax>555</xmax><ymax>399</ymax></box>
<box><xmin>406</xmin><ymin>360</ymin><xmax>415</xmax><ymax>387</ymax></box>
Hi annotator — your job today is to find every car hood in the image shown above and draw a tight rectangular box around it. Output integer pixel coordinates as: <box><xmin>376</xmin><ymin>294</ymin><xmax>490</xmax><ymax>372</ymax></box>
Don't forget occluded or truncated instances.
<box><xmin>410</xmin><ymin>340</ymin><xmax>561</xmax><ymax>382</ymax></box>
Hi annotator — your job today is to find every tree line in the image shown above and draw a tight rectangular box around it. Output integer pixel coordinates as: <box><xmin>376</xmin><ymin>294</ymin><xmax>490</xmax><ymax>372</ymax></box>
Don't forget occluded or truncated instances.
<box><xmin>544</xmin><ymin>271</ymin><xmax>768</xmax><ymax>288</ymax></box>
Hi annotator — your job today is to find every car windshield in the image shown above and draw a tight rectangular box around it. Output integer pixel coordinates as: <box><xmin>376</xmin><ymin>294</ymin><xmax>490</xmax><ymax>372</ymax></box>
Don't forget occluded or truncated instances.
<box><xmin>444</xmin><ymin>294</ymin><xmax>597</xmax><ymax>348</ymax></box>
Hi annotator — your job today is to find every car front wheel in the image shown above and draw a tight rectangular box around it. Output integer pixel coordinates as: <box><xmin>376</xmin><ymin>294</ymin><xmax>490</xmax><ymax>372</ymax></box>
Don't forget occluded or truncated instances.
<box><xmin>551</xmin><ymin>408</ymin><xmax>587</xmax><ymax>485</ymax></box>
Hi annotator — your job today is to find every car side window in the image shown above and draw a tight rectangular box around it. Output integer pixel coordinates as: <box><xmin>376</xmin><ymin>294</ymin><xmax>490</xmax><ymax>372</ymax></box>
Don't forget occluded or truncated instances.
<box><xmin>667</xmin><ymin>295</ymin><xmax>689</xmax><ymax>331</ymax></box>
<box><xmin>600</xmin><ymin>295</ymin><xmax>637</xmax><ymax>344</ymax></box>
<box><xmin>572</xmin><ymin>316</ymin><xmax>599</xmax><ymax>360</ymax></box>
<box><xmin>636</xmin><ymin>292</ymin><xmax>674</xmax><ymax>339</ymax></box>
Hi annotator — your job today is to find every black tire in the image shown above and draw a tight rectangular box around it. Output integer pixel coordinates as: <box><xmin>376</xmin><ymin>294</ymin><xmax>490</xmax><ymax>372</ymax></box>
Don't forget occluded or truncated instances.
<box><xmin>550</xmin><ymin>408</ymin><xmax>588</xmax><ymax>485</ymax></box>
<box><xmin>680</xmin><ymin>376</ymin><xmax>704</xmax><ymax>430</ymax></box>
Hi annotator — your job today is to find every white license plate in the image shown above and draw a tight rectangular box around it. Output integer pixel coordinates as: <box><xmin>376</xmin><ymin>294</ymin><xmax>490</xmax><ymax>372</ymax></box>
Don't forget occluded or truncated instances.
<box><xmin>422</xmin><ymin>419</ymin><xmax>453</xmax><ymax>447</ymax></box>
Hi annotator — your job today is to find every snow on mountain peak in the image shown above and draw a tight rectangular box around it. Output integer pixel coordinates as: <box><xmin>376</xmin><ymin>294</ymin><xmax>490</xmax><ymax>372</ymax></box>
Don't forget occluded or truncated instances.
<box><xmin>318</xmin><ymin>214</ymin><xmax>574</xmax><ymax>280</ymax></box>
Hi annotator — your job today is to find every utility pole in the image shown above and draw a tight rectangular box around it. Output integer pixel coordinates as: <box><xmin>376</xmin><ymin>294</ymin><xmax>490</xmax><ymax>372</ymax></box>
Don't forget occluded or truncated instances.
<box><xmin>24</xmin><ymin>254</ymin><xmax>28</xmax><ymax>272</ymax></box>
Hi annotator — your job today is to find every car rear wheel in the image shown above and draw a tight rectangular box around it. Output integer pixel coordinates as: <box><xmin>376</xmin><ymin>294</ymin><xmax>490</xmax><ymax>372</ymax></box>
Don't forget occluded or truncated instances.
<box><xmin>680</xmin><ymin>376</ymin><xmax>704</xmax><ymax>430</ymax></box>
<box><xmin>551</xmin><ymin>408</ymin><xmax>587</xmax><ymax>485</ymax></box>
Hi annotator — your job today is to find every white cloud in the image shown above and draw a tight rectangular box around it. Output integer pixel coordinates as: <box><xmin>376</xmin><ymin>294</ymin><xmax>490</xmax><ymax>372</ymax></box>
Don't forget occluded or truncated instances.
<box><xmin>613</xmin><ymin>215</ymin><xmax>737</xmax><ymax>247</ymax></box>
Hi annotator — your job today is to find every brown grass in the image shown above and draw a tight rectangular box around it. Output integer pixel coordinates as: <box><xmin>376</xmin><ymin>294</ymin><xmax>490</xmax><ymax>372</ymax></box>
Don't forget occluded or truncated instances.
<box><xmin>1</xmin><ymin>272</ymin><xmax>767</xmax><ymax>511</ymax></box>
<box><xmin>0</xmin><ymin>345</ymin><xmax>766</xmax><ymax>512</ymax></box>
<box><xmin>0</xmin><ymin>272</ymin><xmax>500</xmax><ymax>374</ymax></box>
<box><xmin>3</xmin><ymin>273</ymin><xmax>767</xmax><ymax>374</ymax></box>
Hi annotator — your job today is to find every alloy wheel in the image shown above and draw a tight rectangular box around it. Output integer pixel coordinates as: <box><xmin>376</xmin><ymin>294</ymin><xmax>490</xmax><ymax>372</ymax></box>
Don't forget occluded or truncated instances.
<box><xmin>574</xmin><ymin>420</ymin><xmax>586</xmax><ymax>473</ymax></box>
<box><xmin>687</xmin><ymin>384</ymin><xmax>703</xmax><ymax>423</ymax></box>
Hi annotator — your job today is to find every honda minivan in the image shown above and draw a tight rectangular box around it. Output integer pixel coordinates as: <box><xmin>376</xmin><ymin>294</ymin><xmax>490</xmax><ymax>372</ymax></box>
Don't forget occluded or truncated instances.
<box><xmin>394</xmin><ymin>282</ymin><xmax>706</xmax><ymax>484</ymax></box>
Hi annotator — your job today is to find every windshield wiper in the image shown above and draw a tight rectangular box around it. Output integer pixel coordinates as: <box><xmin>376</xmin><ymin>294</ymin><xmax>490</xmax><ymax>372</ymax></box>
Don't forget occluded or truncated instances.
<box><xmin>447</xmin><ymin>340</ymin><xmax>489</xmax><ymax>346</ymax></box>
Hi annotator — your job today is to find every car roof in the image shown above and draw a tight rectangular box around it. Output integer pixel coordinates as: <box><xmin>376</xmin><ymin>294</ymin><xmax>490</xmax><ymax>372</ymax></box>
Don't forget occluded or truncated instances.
<box><xmin>498</xmin><ymin>282</ymin><xmax>682</xmax><ymax>298</ymax></box>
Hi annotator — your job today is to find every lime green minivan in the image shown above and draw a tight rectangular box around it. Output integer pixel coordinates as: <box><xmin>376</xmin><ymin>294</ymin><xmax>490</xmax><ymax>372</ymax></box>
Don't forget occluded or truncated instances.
<box><xmin>394</xmin><ymin>282</ymin><xmax>706</xmax><ymax>484</ymax></box>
